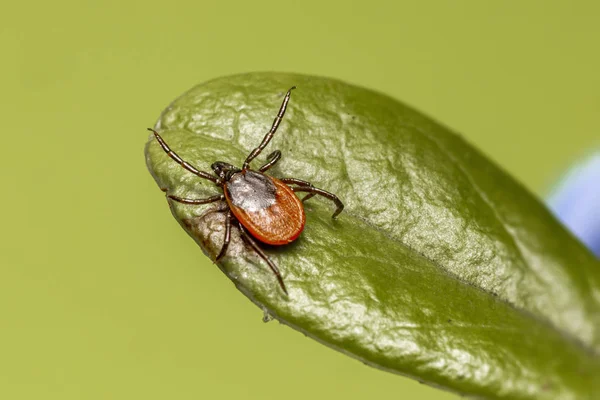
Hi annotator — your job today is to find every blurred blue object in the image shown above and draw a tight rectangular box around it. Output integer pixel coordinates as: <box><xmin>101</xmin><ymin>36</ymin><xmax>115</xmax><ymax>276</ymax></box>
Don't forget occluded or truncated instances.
<box><xmin>548</xmin><ymin>153</ymin><xmax>600</xmax><ymax>257</ymax></box>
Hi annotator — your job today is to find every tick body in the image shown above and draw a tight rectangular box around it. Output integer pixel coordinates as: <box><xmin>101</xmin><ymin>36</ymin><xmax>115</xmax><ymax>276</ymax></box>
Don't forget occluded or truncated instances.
<box><xmin>149</xmin><ymin>87</ymin><xmax>343</xmax><ymax>294</ymax></box>
<box><xmin>224</xmin><ymin>171</ymin><xmax>306</xmax><ymax>245</ymax></box>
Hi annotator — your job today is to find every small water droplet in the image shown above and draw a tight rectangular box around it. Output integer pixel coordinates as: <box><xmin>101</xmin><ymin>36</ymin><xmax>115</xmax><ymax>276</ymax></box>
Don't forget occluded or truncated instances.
<box><xmin>262</xmin><ymin>309</ymin><xmax>274</xmax><ymax>323</ymax></box>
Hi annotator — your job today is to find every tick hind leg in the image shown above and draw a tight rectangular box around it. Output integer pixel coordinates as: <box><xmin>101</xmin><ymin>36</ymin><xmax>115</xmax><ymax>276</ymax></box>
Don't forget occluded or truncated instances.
<box><xmin>237</xmin><ymin>221</ymin><xmax>288</xmax><ymax>295</ymax></box>
<box><xmin>281</xmin><ymin>178</ymin><xmax>344</xmax><ymax>218</ymax></box>
<box><xmin>166</xmin><ymin>193</ymin><xmax>230</xmax><ymax>260</ymax></box>
<box><xmin>215</xmin><ymin>210</ymin><xmax>232</xmax><ymax>261</ymax></box>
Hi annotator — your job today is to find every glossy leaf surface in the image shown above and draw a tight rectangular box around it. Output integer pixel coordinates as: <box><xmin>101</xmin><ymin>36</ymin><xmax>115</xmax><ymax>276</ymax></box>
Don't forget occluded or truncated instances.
<box><xmin>145</xmin><ymin>73</ymin><xmax>600</xmax><ymax>399</ymax></box>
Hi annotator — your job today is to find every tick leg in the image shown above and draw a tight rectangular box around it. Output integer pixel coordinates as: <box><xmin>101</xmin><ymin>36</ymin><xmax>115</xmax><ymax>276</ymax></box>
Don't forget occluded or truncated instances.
<box><xmin>148</xmin><ymin>128</ymin><xmax>219</xmax><ymax>184</ymax></box>
<box><xmin>242</xmin><ymin>87</ymin><xmax>295</xmax><ymax>170</ymax></box>
<box><xmin>167</xmin><ymin>194</ymin><xmax>224</xmax><ymax>205</ymax></box>
<box><xmin>215</xmin><ymin>210</ymin><xmax>232</xmax><ymax>261</ymax></box>
<box><xmin>201</xmin><ymin>202</ymin><xmax>229</xmax><ymax>217</ymax></box>
<box><xmin>258</xmin><ymin>150</ymin><xmax>282</xmax><ymax>172</ymax></box>
<box><xmin>300</xmin><ymin>192</ymin><xmax>316</xmax><ymax>202</ymax></box>
<box><xmin>280</xmin><ymin>177</ymin><xmax>312</xmax><ymax>186</ymax></box>
<box><xmin>237</xmin><ymin>221</ymin><xmax>288</xmax><ymax>295</ymax></box>
<box><xmin>286</xmin><ymin>183</ymin><xmax>344</xmax><ymax>218</ymax></box>
<box><xmin>279</xmin><ymin>177</ymin><xmax>316</xmax><ymax>201</ymax></box>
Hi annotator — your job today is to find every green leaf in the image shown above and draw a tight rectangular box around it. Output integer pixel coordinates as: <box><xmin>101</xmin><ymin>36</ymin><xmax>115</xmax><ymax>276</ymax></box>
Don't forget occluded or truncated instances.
<box><xmin>145</xmin><ymin>73</ymin><xmax>600</xmax><ymax>399</ymax></box>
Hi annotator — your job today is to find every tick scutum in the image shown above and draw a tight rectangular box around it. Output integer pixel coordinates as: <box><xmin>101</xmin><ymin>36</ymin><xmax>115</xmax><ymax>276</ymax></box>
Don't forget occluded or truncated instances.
<box><xmin>226</xmin><ymin>171</ymin><xmax>277</xmax><ymax>212</ymax></box>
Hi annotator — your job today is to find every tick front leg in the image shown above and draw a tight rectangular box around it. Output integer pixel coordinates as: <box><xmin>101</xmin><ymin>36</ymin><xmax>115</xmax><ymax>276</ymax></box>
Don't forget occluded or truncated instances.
<box><xmin>258</xmin><ymin>150</ymin><xmax>282</xmax><ymax>173</ymax></box>
<box><xmin>148</xmin><ymin>128</ymin><xmax>219</xmax><ymax>184</ymax></box>
<box><xmin>167</xmin><ymin>194</ymin><xmax>225</xmax><ymax>205</ymax></box>
<box><xmin>215</xmin><ymin>210</ymin><xmax>232</xmax><ymax>261</ymax></box>
<box><xmin>237</xmin><ymin>222</ymin><xmax>288</xmax><ymax>295</ymax></box>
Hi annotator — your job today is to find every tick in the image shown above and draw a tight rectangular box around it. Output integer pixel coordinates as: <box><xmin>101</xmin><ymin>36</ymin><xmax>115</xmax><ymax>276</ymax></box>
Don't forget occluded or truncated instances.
<box><xmin>148</xmin><ymin>87</ymin><xmax>343</xmax><ymax>294</ymax></box>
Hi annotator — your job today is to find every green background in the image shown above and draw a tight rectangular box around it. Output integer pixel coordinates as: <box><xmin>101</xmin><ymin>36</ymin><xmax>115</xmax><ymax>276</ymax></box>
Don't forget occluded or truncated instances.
<box><xmin>2</xmin><ymin>1</ymin><xmax>599</xmax><ymax>399</ymax></box>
